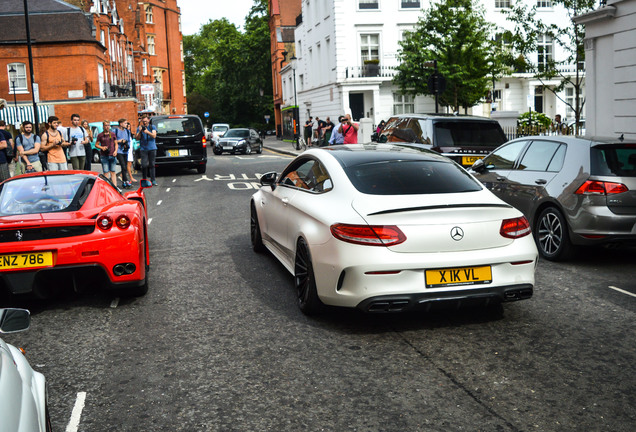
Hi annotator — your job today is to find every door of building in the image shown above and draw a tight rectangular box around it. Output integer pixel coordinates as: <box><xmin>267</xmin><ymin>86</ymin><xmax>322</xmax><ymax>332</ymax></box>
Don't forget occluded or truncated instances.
<box><xmin>349</xmin><ymin>93</ymin><xmax>364</xmax><ymax>121</ymax></box>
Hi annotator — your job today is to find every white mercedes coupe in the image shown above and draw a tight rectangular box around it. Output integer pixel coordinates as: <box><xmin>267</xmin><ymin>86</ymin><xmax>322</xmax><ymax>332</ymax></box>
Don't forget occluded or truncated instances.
<box><xmin>250</xmin><ymin>144</ymin><xmax>538</xmax><ymax>315</ymax></box>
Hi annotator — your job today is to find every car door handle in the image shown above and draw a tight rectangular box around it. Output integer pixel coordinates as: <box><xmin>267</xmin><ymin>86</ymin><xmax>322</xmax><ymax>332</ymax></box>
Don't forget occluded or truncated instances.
<box><xmin>281</xmin><ymin>197</ymin><xmax>289</xmax><ymax>205</ymax></box>
<box><xmin>496</xmin><ymin>176</ymin><xmax>506</xmax><ymax>182</ymax></box>
<box><xmin>535</xmin><ymin>179</ymin><xmax>547</xmax><ymax>185</ymax></box>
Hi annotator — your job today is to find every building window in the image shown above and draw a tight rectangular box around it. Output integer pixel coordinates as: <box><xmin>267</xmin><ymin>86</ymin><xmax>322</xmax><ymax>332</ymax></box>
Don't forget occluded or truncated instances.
<box><xmin>147</xmin><ymin>35</ymin><xmax>155</xmax><ymax>55</ymax></box>
<box><xmin>565</xmin><ymin>87</ymin><xmax>574</xmax><ymax>118</ymax></box>
<box><xmin>537</xmin><ymin>34</ymin><xmax>553</xmax><ymax>72</ymax></box>
<box><xmin>142</xmin><ymin>59</ymin><xmax>148</xmax><ymax>76</ymax></box>
<box><xmin>182</xmin><ymin>71</ymin><xmax>186</xmax><ymax>97</ymax></box>
<box><xmin>537</xmin><ymin>0</ymin><xmax>552</xmax><ymax>7</ymax></box>
<box><xmin>145</xmin><ymin>5</ymin><xmax>154</xmax><ymax>23</ymax></box>
<box><xmin>360</xmin><ymin>34</ymin><xmax>380</xmax><ymax>62</ymax></box>
<box><xmin>393</xmin><ymin>93</ymin><xmax>414</xmax><ymax>114</ymax></box>
<box><xmin>401</xmin><ymin>0</ymin><xmax>420</xmax><ymax>8</ymax></box>
<box><xmin>100</xmin><ymin>30</ymin><xmax>105</xmax><ymax>46</ymax></box>
<box><xmin>7</xmin><ymin>63</ymin><xmax>28</xmax><ymax>92</ymax></box>
<box><xmin>180</xmin><ymin>41</ymin><xmax>184</xmax><ymax>62</ymax></box>
<box><xmin>359</xmin><ymin>0</ymin><xmax>379</xmax><ymax>10</ymax></box>
<box><xmin>495</xmin><ymin>0</ymin><xmax>511</xmax><ymax>8</ymax></box>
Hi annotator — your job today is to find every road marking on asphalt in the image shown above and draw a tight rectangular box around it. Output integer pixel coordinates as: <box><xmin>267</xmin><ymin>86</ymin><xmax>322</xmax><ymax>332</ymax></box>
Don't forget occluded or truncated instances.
<box><xmin>166</xmin><ymin>188</ymin><xmax>171</xmax><ymax>192</ymax></box>
<box><xmin>110</xmin><ymin>298</ymin><xmax>119</xmax><ymax>308</ymax></box>
<box><xmin>608</xmin><ymin>285</ymin><xmax>636</xmax><ymax>298</ymax></box>
<box><xmin>65</xmin><ymin>391</ymin><xmax>87</xmax><ymax>432</ymax></box>
<box><xmin>157</xmin><ymin>200</ymin><xmax>162</xmax><ymax>206</ymax></box>
<box><xmin>148</xmin><ymin>218</ymin><xmax>152</xmax><ymax>225</ymax></box>
<box><xmin>172</xmin><ymin>179</ymin><xmax>176</xmax><ymax>183</ymax></box>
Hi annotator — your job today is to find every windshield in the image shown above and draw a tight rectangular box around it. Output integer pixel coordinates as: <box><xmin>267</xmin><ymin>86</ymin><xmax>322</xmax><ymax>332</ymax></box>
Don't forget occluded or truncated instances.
<box><xmin>224</xmin><ymin>129</ymin><xmax>249</xmax><ymax>138</ymax></box>
<box><xmin>344</xmin><ymin>160</ymin><xmax>483</xmax><ymax>195</ymax></box>
<box><xmin>153</xmin><ymin>118</ymin><xmax>202</xmax><ymax>136</ymax></box>
<box><xmin>0</xmin><ymin>175</ymin><xmax>89</xmax><ymax>215</ymax></box>
<box><xmin>591</xmin><ymin>145</ymin><xmax>636</xmax><ymax>177</ymax></box>
<box><xmin>213</xmin><ymin>125</ymin><xmax>229</xmax><ymax>132</ymax></box>
<box><xmin>432</xmin><ymin>121</ymin><xmax>507</xmax><ymax>147</ymax></box>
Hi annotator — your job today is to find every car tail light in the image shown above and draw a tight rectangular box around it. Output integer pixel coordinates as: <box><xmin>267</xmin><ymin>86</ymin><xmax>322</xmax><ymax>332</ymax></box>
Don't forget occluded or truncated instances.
<box><xmin>330</xmin><ymin>224</ymin><xmax>406</xmax><ymax>246</ymax></box>
<box><xmin>96</xmin><ymin>215</ymin><xmax>113</xmax><ymax>231</ymax></box>
<box><xmin>115</xmin><ymin>215</ymin><xmax>131</xmax><ymax>229</ymax></box>
<box><xmin>500</xmin><ymin>217</ymin><xmax>531</xmax><ymax>239</ymax></box>
<box><xmin>202</xmin><ymin>136</ymin><xmax>207</xmax><ymax>147</ymax></box>
<box><xmin>575</xmin><ymin>180</ymin><xmax>629</xmax><ymax>195</ymax></box>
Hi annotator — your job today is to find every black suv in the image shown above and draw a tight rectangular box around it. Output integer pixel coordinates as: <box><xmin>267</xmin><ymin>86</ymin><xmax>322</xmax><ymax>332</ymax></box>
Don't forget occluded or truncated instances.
<box><xmin>380</xmin><ymin>114</ymin><xmax>507</xmax><ymax>167</ymax></box>
<box><xmin>149</xmin><ymin>115</ymin><xmax>207</xmax><ymax>174</ymax></box>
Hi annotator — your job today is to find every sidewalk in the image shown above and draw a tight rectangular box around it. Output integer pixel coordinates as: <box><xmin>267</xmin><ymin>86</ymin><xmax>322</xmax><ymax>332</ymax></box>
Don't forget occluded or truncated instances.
<box><xmin>261</xmin><ymin>135</ymin><xmax>304</xmax><ymax>157</ymax></box>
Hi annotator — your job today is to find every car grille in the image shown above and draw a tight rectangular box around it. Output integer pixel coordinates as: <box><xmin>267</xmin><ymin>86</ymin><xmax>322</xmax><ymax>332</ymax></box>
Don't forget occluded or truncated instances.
<box><xmin>0</xmin><ymin>225</ymin><xmax>95</xmax><ymax>243</ymax></box>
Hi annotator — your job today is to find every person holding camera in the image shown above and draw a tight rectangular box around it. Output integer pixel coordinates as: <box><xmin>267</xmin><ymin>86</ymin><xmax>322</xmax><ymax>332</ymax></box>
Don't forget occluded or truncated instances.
<box><xmin>135</xmin><ymin>115</ymin><xmax>157</xmax><ymax>186</ymax></box>
<box><xmin>40</xmin><ymin>116</ymin><xmax>70</xmax><ymax>170</ymax></box>
<box><xmin>115</xmin><ymin>118</ymin><xmax>132</xmax><ymax>188</ymax></box>
<box><xmin>66</xmin><ymin>114</ymin><xmax>89</xmax><ymax>170</ymax></box>
<box><xmin>337</xmin><ymin>114</ymin><xmax>359</xmax><ymax>144</ymax></box>
<box><xmin>95</xmin><ymin>121</ymin><xmax>118</xmax><ymax>185</ymax></box>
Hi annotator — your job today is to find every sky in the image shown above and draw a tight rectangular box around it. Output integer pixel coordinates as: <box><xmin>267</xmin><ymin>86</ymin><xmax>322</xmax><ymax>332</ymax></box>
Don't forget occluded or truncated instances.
<box><xmin>178</xmin><ymin>0</ymin><xmax>255</xmax><ymax>35</ymax></box>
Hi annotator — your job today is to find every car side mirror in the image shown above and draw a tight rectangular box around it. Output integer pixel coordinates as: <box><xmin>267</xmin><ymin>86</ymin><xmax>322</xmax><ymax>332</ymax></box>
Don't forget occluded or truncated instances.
<box><xmin>0</xmin><ymin>308</ymin><xmax>31</xmax><ymax>334</ymax></box>
<box><xmin>260</xmin><ymin>172</ymin><xmax>277</xmax><ymax>188</ymax></box>
<box><xmin>471</xmin><ymin>158</ymin><xmax>486</xmax><ymax>173</ymax></box>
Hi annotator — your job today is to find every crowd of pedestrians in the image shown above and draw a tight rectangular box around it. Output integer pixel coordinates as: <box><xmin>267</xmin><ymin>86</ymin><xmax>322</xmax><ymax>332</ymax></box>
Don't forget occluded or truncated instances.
<box><xmin>302</xmin><ymin>114</ymin><xmax>360</xmax><ymax>146</ymax></box>
<box><xmin>0</xmin><ymin>113</ymin><xmax>158</xmax><ymax>188</ymax></box>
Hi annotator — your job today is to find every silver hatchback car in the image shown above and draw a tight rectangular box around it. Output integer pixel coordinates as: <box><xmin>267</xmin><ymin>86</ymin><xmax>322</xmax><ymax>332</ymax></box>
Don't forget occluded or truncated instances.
<box><xmin>471</xmin><ymin>135</ymin><xmax>636</xmax><ymax>260</ymax></box>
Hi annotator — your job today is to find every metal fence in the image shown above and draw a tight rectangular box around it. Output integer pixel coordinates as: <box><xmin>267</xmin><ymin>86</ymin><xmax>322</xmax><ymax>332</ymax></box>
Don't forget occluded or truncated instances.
<box><xmin>502</xmin><ymin>124</ymin><xmax>579</xmax><ymax>141</ymax></box>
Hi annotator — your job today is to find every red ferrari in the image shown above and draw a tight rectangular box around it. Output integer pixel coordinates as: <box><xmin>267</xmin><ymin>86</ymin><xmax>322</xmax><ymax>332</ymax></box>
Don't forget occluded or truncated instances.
<box><xmin>0</xmin><ymin>171</ymin><xmax>151</xmax><ymax>299</ymax></box>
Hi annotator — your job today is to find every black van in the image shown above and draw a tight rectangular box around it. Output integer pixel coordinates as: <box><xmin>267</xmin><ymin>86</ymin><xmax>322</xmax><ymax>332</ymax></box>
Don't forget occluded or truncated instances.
<box><xmin>149</xmin><ymin>115</ymin><xmax>208</xmax><ymax>173</ymax></box>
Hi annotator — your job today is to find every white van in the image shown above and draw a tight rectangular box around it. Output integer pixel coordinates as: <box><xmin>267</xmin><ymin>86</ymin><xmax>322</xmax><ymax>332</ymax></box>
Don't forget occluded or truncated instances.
<box><xmin>211</xmin><ymin>123</ymin><xmax>230</xmax><ymax>144</ymax></box>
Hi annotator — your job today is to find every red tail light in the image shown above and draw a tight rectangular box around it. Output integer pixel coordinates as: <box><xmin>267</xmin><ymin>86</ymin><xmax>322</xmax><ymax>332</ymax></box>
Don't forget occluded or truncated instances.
<box><xmin>202</xmin><ymin>137</ymin><xmax>207</xmax><ymax>148</ymax></box>
<box><xmin>500</xmin><ymin>217</ymin><xmax>531</xmax><ymax>239</ymax></box>
<box><xmin>330</xmin><ymin>224</ymin><xmax>406</xmax><ymax>246</ymax></box>
<box><xmin>115</xmin><ymin>215</ymin><xmax>131</xmax><ymax>229</ymax></box>
<box><xmin>575</xmin><ymin>180</ymin><xmax>628</xmax><ymax>195</ymax></box>
<box><xmin>96</xmin><ymin>215</ymin><xmax>113</xmax><ymax>231</ymax></box>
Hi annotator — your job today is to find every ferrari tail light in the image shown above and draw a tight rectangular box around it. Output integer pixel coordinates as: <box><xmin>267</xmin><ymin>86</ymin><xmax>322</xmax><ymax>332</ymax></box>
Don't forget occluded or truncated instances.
<box><xmin>96</xmin><ymin>215</ymin><xmax>113</xmax><ymax>231</ymax></box>
<box><xmin>330</xmin><ymin>224</ymin><xmax>406</xmax><ymax>246</ymax></box>
<box><xmin>575</xmin><ymin>180</ymin><xmax>628</xmax><ymax>195</ymax></box>
<box><xmin>115</xmin><ymin>215</ymin><xmax>131</xmax><ymax>229</ymax></box>
<box><xmin>500</xmin><ymin>217</ymin><xmax>531</xmax><ymax>239</ymax></box>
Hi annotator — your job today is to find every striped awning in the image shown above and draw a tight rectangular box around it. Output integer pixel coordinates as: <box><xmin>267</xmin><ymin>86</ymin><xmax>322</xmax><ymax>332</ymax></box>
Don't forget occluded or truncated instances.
<box><xmin>0</xmin><ymin>104</ymin><xmax>51</xmax><ymax>126</ymax></box>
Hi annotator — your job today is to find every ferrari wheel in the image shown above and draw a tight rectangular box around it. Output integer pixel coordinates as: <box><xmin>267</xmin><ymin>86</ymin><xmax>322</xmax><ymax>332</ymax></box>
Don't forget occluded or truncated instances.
<box><xmin>294</xmin><ymin>238</ymin><xmax>322</xmax><ymax>315</ymax></box>
<box><xmin>250</xmin><ymin>203</ymin><xmax>265</xmax><ymax>253</ymax></box>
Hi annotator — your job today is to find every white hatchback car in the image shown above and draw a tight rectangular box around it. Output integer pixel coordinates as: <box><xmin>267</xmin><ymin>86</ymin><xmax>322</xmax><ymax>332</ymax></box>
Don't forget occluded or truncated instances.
<box><xmin>251</xmin><ymin>144</ymin><xmax>538</xmax><ymax>314</ymax></box>
<box><xmin>0</xmin><ymin>308</ymin><xmax>50</xmax><ymax>431</ymax></box>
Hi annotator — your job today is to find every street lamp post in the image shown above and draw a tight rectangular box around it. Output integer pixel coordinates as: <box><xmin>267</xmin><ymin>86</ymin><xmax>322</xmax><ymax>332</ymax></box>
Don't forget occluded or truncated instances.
<box><xmin>8</xmin><ymin>66</ymin><xmax>17</xmax><ymax>110</ymax></box>
<box><xmin>290</xmin><ymin>56</ymin><xmax>298</xmax><ymax>148</ymax></box>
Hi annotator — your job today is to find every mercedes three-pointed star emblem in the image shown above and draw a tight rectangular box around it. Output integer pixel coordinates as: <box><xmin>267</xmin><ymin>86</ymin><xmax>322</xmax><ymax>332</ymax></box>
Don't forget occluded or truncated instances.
<box><xmin>450</xmin><ymin>226</ymin><xmax>464</xmax><ymax>241</ymax></box>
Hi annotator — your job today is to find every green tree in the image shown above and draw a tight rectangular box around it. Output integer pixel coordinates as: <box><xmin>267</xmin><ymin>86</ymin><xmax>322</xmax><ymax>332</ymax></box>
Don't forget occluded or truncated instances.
<box><xmin>503</xmin><ymin>0</ymin><xmax>596</xmax><ymax>134</ymax></box>
<box><xmin>394</xmin><ymin>0</ymin><xmax>499</xmax><ymax>112</ymax></box>
<box><xmin>183</xmin><ymin>0</ymin><xmax>272</xmax><ymax>128</ymax></box>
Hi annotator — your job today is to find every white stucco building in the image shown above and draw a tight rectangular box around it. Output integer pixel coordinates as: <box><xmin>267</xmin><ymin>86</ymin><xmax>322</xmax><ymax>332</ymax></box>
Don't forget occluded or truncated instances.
<box><xmin>280</xmin><ymin>0</ymin><xmax>586</xmax><ymax>129</ymax></box>
<box><xmin>574</xmin><ymin>0</ymin><xmax>636</xmax><ymax>138</ymax></box>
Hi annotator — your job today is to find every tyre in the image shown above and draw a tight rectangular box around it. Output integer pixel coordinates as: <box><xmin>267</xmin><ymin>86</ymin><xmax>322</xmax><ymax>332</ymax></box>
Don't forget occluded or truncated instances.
<box><xmin>250</xmin><ymin>203</ymin><xmax>265</xmax><ymax>253</ymax></box>
<box><xmin>196</xmin><ymin>164</ymin><xmax>206</xmax><ymax>174</ymax></box>
<box><xmin>294</xmin><ymin>238</ymin><xmax>323</xmax><ymax>315</ymax></box>
<box><xmin>535</xmin><ymin>207</ymin><xmax>572</xmax><ymax>261</ymax></box>
<box><xmin>256</xmin><ymin>143</ymin><xmax>263</xmax><ymax>154</ymax></box>
<box><xmin>121</xmin><ymin>239</ymin><xmax>149</xmax><ymax>297</ymax></box>
<box><xmin>244</xmin><ymin>144</ymin><xmax>252</xmax><ymax>155</ymax></box>
<box><xmin>92</xmin><ymin>149</ymin><xmax>100</xmax><ymax>164</ymax></box>
<box><xmin>213</xmin><ymin>148</ymin><xmax>222</xmax><ymax>155</ymax></box>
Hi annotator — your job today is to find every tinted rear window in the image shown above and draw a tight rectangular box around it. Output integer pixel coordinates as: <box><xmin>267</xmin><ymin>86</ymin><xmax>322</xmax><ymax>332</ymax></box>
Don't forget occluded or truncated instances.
<box><xmin>433</xmin><ymin>121</ymin><xmax>506</xmax><ymax>147</ymax></box>
<box><xmin>344</xmin><ymin>160</ymin><xmax>483</xmax><ymax>195</ymax></box>
<box><xmin>153</xmin><ymin>118</ymin><xmax>202</xmax><ymax>136</ymax></box>
<box><xmin>591</xmin><ymin>145</ymin><xmax>636</xmax><ymax>177</ymax></box>
<box><xmin>0</xmin><ymin>175</ymin><xmax>90</xmax><ymax>215</ymax></box>
<box><xmin>213</xmin><ymin>125</ymin><xmax>229</xmax><ymax>132</ymax></box>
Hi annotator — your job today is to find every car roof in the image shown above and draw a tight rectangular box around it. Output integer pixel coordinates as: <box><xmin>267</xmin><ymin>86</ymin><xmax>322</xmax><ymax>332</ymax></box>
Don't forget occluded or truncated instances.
<box><xmin>510</xmin><ymin>135</ymin><xmax>636</xmax><ymax>146</ymax></box>
<box><xmin>318</xmin><ymin>143</ymin><xmax>453</xmax><ymax>167</ymax></box>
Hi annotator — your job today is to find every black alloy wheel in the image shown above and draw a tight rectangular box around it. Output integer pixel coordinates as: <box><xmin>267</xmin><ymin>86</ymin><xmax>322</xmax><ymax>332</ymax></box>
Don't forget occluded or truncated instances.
<box><xmin>250</xmin><ymin>203</ymin><xmax>265</xmax><ymax>253</ymax></box>
<box><xmin>244</xmin><ymin>144</ymin><xmax>252</xmax><ymax>155</ymax></box>
<box><xmin>535</xmin><ymin>207</ymin><xmax>572</xmax><ymax>261</ymax></box>
<box><xmin>294</xmin><ymin>238</ymin><xmax>323</xmax><ymax>315</ymax></box>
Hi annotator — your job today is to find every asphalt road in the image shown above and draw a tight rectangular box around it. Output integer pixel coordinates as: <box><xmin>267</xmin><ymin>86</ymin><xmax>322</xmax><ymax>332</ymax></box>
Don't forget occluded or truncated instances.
<box><xmin>3</xmin><ymin>147</ymin><xmax>635</xmax><ymax>432</ymax></box>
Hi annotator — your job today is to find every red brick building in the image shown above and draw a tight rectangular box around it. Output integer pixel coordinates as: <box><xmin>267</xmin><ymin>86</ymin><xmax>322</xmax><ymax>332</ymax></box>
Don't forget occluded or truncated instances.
<box><xmin>268</xmin><ymin>0</ymin><xmax>301</xmax><ymax>137</ymax></box>
<box><xmin>0</xmin><ymin>0</ymin><xmax>186</xmax><ymax>133</ymax></box>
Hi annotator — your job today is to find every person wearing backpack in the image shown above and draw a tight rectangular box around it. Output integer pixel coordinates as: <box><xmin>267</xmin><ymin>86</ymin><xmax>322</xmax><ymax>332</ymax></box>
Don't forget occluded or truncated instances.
<box><xmin>15</xmin><ymin>121</ymin><xmax>42</xmax><ymax>173</ymax></box>
<box><xmin>0</xmin><ymin>120</ymin><xmax>15</xmax><ymax>177</ymax></box>
<box><xmin>66</xmin><ymin>113</ymin><xmax>89</xmax><ymax>170</ymax></box>
<box><xmin>0</xmin><ymin>125</ymin><xmax>9</xmax><ymax>182</ymax></box>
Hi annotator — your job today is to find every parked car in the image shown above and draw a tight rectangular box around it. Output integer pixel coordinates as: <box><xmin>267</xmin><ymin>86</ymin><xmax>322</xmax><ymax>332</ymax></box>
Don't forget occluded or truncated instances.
<box><xmin>205</xmin><ymin>127</ymin><xmax>212</xmax><ymax>141</ymax></box>
<box><xmin>0</xmin><ymin>172</ymin><xmax>151</xmax><ymax>298</ymax></box>
<box><xmin>250</xmin><ymin>144</ymin><xmax>537</xmax><ymax>315</ymax></box>
<box><xmin>213</xmin><ymin>128</ymin><xmax>263</xmax><ymax>155</ymax></box>
<box><xmin>211</xmin><ymin>123</ymin><xmax>230</xmax><ymax>144</ymax></box>
<box><xmin>88</xmin><ymin>121</ymin><xmax>140</xmax><ymax>165</ymax></box>
<box><xmin>0</xmin><ymin>308</ymin><xmax>51</xmax><ymax>432</ymax></box>
<box><xmin>470</xmin><ymin>135</ymin><xmax>636</xmax><ymax>260</ymax></box>
<box><xmin>379</xmin><ymin>114</ymin><xmax>508</xmax><ymax>167</ymax></box>
<box><xmin>149</xmin><ymin>114</ymin><xmax>208</xmax><ymax>174</ymax></box>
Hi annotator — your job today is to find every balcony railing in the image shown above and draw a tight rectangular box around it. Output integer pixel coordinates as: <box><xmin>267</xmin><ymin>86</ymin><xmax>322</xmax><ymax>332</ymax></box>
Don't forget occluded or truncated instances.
<box><xmin>343</xmin><ymin>65</ymin><xmax>399</xmax><ymax>80</ymax></box>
